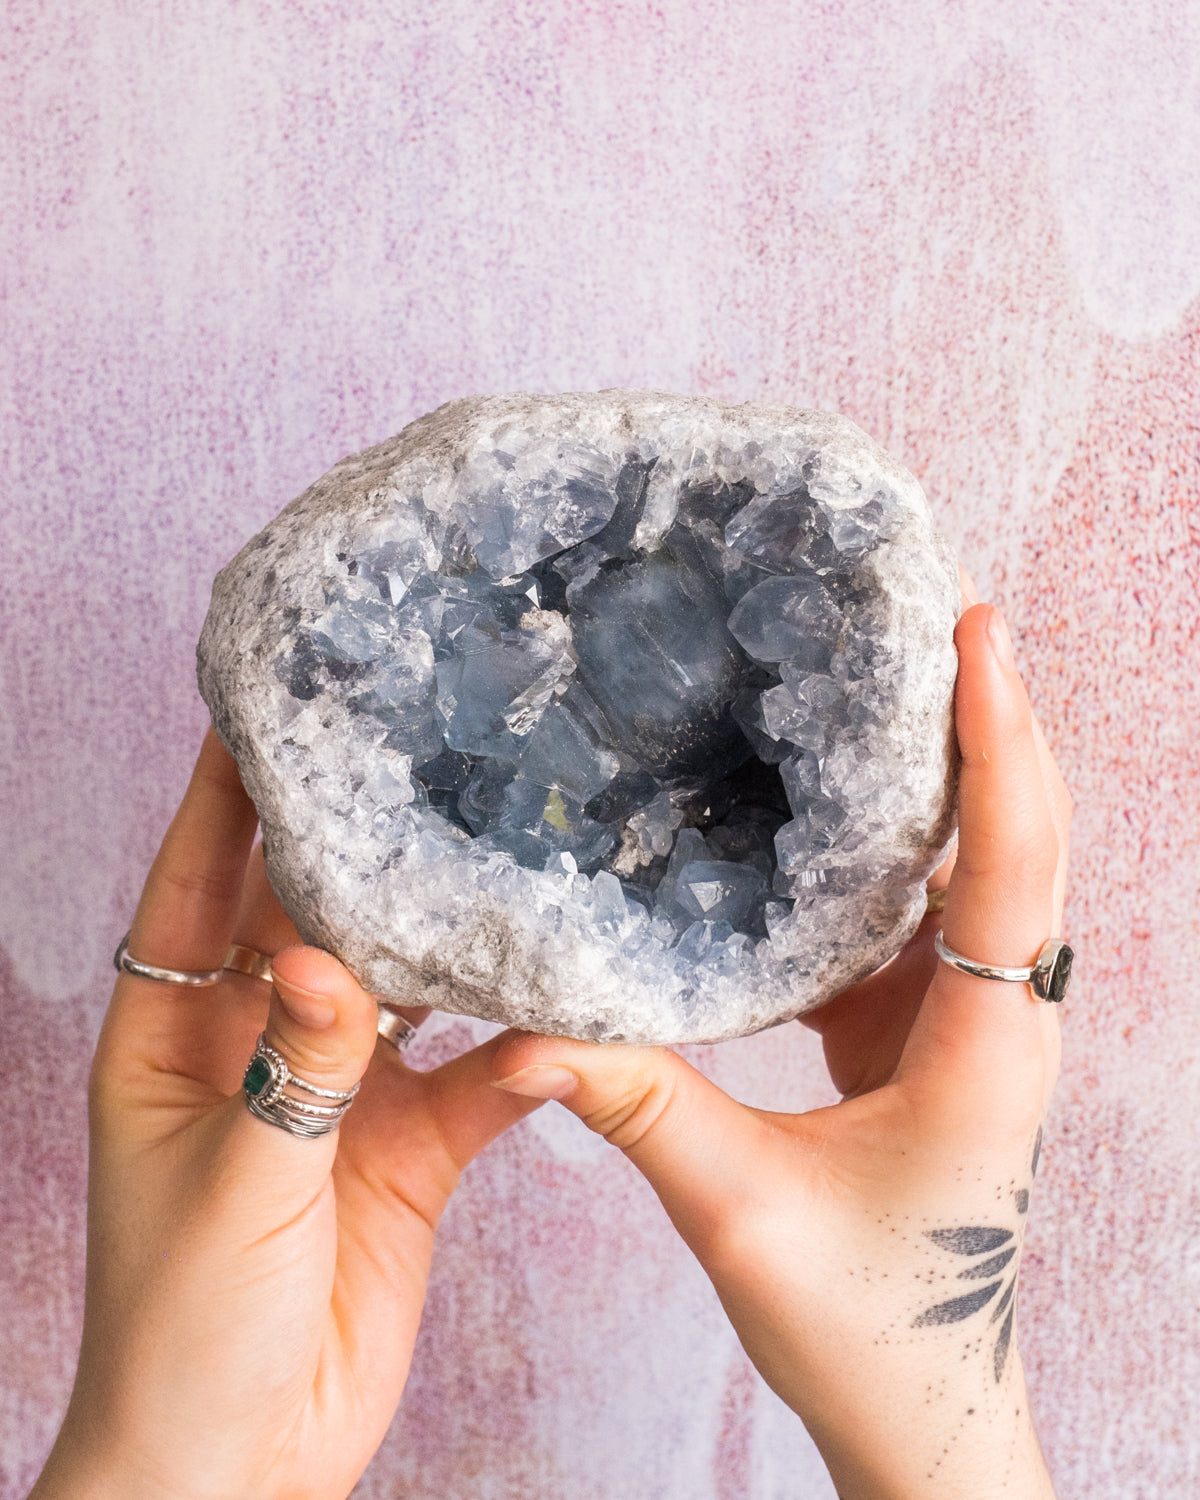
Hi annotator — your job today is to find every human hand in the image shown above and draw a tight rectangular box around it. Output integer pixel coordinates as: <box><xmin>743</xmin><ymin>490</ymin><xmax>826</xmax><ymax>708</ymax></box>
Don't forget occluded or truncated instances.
<box><xmin>492</xmin><ymin>602</ymin><xmax>1071</xmax><ymax>1500</ymax></box>
<box><xmin>32</xmin><ymin>732</ymin><xmax>541</xmax><ymax>1500</ymax></box>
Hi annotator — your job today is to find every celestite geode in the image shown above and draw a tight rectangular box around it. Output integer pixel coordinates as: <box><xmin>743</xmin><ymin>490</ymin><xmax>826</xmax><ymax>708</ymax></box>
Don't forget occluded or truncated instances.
<box><xmin>198</xmin><ymin>391</ymin><xmax>959</xmax><ymax>1044</ymax></box>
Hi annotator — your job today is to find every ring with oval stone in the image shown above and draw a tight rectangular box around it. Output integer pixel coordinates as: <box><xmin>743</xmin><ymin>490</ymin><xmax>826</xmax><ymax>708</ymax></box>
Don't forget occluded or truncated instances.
<box><xmin>933</xmin><ymin>931</ymin><xmax>1073</xmax><ymax>1003</ymax></box>
<box><xmin>242</xmin><ymin>1032</ymin><xmax>359</xmax><ymax>1139</ymax></box>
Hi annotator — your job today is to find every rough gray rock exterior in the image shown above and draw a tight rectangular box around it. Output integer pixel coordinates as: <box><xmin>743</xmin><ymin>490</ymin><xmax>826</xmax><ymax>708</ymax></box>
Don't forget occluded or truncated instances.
<box><xmin>198</xmin><ymin>391</ymin><xmax>959</xmax><ymax>1044</ymax></box>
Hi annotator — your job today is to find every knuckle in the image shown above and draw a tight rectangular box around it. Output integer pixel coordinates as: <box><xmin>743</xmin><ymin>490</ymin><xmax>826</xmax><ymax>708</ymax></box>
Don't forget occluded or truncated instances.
<box><xmin>87</xmin><ymin>1051</ymin><xmax>119</xmax><ymax>1117</ymax></box>
<box><xmin>702</xmin><ymin>1199</ymin><xmax>794</xmax><ymax>1282</ymax></box>
<box><xmin>155</xmin><ymin>860</ymin><xmax>244</xmax><ymax>904</ymax></box>
<box><xmin>266</xmin><ymin>1025</ymin><xmax>354</xmax><ymax>1086</ymax></box>
<box><xmin>957</xmin><ymin>821</ymin><xmax>1059</xmax><ymax>888</ymax></box>
<box><xmin>1024</xmin><ymin>825</ymin><xmax>1061</xmax><ymax>886</ymax></box>
<box><xmin>579</xmin><ymin>1069</ymin><xmax>677</xmax><ymax>1153</ymax></box>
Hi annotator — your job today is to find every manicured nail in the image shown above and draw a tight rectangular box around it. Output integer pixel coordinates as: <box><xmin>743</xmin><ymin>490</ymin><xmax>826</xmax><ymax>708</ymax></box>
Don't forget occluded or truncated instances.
<box><xmin>493</xmin><ymin>1065</ymin><xmax>579</xmax><ymax>1101</ymax></box>
<box><xmin>274</xmin><ymin>980</ymin><xmax>338</xmax><ymax>1030</ymax></box>
<box><xmin>988</xmin><ymin>607</ymin><xmax>1014</xmax><ymax>668</ymax></box>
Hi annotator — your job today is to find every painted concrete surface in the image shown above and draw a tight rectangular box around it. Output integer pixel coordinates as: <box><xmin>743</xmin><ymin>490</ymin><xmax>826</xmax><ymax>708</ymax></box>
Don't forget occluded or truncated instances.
<box><xmin>3</xmin><ymin>3</ymin><xmax>1198</xmax><ymax>1495</ymax></box>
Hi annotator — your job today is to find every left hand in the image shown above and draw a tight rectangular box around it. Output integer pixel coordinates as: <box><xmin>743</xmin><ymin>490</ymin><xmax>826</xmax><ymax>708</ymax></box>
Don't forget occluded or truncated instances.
<box><xmin>32</xmin><ymin>731</ymin><xmax>541</xmax><ymax>1500</ymax></box>
<box><xmin>489</xmin><ymin>602</ymin><xmax>1072</xmax><ymax>1499</ymax></box>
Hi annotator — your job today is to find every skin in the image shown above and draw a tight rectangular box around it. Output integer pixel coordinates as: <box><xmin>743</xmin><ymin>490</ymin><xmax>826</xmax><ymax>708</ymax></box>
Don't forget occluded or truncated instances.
<box><xmin>30</xmin><ymin>742</ymin><xmax>543</xmax><ymax>1500</ymax></box>
<box><xmin>32</xmin><ymin>596</ymin><xmax>1069</xmax><ymax>1499</ymax></box>
<box><xmin>491</xmin><ymin>600</ymin><xmax>1070</xmax><ymax>1499</ymax></box>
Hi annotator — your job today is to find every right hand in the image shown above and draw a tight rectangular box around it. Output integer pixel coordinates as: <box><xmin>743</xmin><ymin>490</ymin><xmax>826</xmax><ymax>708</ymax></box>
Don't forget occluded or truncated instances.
<box><xmin>493</xmin><ymin>603</ymin><xmax>1071</xmax><ymax>1500</ymax></box>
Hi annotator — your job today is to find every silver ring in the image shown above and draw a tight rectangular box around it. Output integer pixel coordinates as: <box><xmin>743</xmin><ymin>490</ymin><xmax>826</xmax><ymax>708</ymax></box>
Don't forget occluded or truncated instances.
<box><xmin>934</xmin><ymin>932</ymin><xmax>1073</xmax><ymax>1003</ymax></box>
<box><xmin>225</xmin><ymin>943</ymin><xmax>274</xmax><ymax>984</ymax></box>
<box><xmin>377</xmin><ymin>1005</ymin><xmax>420</xmax><ymax>1052</ymax></box>
<box><xmin>115</xmin><ymin>933</ymin><xmax>278</xmax><ymax>988</ymax></box>
<box><xmin>242</xmin><ymin>1032</ymin><xmax>359</xmax><ymax>1139</ymax></box>
<box><xmin>114</xmin><ymin>932</ymin><xmax>224</xmax><ymax>987</ymax></box>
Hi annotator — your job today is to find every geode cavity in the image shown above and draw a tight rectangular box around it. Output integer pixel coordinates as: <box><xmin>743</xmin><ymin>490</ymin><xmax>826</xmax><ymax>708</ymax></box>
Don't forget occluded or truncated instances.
<box><xmin>198</xmin><ymin>391</ymin><xmax>958</xmax><ymax>1044</ymax></box>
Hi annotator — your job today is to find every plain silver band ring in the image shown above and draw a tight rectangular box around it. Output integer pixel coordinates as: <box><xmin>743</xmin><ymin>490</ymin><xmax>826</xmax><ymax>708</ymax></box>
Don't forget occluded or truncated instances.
<box><xmin>934</xmin><ymin>931</ymin><xmax>1038</xmax><ymax>983</ymax></box>
<box><xmin>118</xmin><ymin>932</ymin><xmax>427</xmax><ymax>1047</ymax></box>
<box><xmin>114</xmin><ymin>933</ymin><xmax>224</xmax><ymax>987</ymax></box>
<box><xmin>245</xmin><ymin>1095</ymin><xmax>346</xmax><ymax>1139</ymax></box>
<box><xmin>377</xmin><ymin>1006</ymin><xmax>420</xmax><ymax>1051</ymax></box>
<box><xmin>115</xmin><ymin>933</ymin><xmax>277</xmax><ymax>988</ymax></box>
<box><xmin>225</xmin><ymin>943</ymin><xmax>274</xmax><ymax>984</ymax></box>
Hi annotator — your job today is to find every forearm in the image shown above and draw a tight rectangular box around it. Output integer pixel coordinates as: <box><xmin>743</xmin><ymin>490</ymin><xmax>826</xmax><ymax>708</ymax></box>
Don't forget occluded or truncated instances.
<box><xmin>29</xmin><ymin>1413</ymin><xmax>162</xmax><ymax>1500</ymax></box>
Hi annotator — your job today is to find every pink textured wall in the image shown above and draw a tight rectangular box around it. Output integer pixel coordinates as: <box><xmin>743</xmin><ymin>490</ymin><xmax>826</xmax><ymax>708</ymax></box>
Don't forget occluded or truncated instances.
<box><xmin>3</xmin><ymin>3</ymin><xmax>1198</xmax><ymax>1495</ymax></box>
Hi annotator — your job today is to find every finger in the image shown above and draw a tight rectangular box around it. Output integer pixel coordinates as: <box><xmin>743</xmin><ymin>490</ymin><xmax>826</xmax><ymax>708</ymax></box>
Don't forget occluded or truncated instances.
<box><xmin>897</xmin><ymin>605</ymin><xmax>1062</xmax><ymax>1120</ymax></box>
<box><xmin>262</xmin><ymin>945</ymin><xmax>380</xmax><ymax>1095</ymax></box>
<box><xmin>129</xmin><ymin>728</ymin><xmax>259</xmax><ymax>972</ymax></box>
<box><xmin>1029</xmin><ymin>710</ymin><xmax>1073</xmax><ymax>932</ymax></box>
<box><xmin>229</xmin><ymin>843</ymin><xmax>303</xmax><ymax>959</ymax></box>
<box><xmin>231</xmin><ymin>848</ymin><xmax>431</xmax><ymax>1038</ymax></box>
<box><xmin>947</xmin><ymin>605</ymin><xmax>1061</xmax><ymax>957</ymax></box>
<box><xmin>956</xmin><ymin>579</ymin><xmax>1072</xmax><ymax>922</ymax></box>
<box><xmin>129</xmin><ymin>850</ymin><xmax>304</xmax><ymax>1101</ymax></box>
<box><xmin>490</xmin><ymin>1034</ymin><xmax>766</xmax><ymax>1255</ymax></box>
<box><xmin>214</xmin><ymin>946</ymin><xmax>380</xmax><ymax>1200</ymax></box>
<box><xmin>97</xmin><ymin>732</ymin><xmax>260</xmax><ymax>1101</ymax></box>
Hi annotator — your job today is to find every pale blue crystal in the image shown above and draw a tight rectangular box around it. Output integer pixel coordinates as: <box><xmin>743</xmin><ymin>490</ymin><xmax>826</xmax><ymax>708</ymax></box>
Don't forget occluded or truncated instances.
<box><xmin>517</xmin><ymin>685</ymin><xmax>620</xmax><ymax>806</ymax></box>
<box><xmin>727</xmin><ymin>575</ymin><xmax>841</xmax><ymax>666</ymax></box>
<box><xmin>569</xmin><ymin>537</ymin><xmax>749</xmax><ymax>779</ymax></box>
<box><xmin>245</xmin><ymin>401</ymin><xmax>950</xmax><ymax>971</ymax></box>
<box><xmin>671</xmin><ymin>860</ymin><xmax>770</xmax><ymax>929</ymax></box>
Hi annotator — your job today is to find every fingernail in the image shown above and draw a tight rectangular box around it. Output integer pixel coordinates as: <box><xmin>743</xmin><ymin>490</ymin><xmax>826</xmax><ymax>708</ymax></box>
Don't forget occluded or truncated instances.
<box><xmin>493</xmin><ymin>1065</ymin><xmax>579</xmax><ymax>1101</ymax></box>
<box><xmin>274</xmin><ymin>980</ymin><xmax>338</xmax><ymax>1030</ymax></box>
<box><xmin>988</xmin><ymin>607</ymin><xmax>1014</xmax><ymax>668</ymax></box>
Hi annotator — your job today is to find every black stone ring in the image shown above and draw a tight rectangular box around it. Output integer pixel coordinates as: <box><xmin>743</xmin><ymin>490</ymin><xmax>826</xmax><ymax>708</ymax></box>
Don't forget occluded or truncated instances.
<box><xmin>933</xmin><ymin>932</ymin><xmax>1073</xmax><ymax>1003</ymax></box>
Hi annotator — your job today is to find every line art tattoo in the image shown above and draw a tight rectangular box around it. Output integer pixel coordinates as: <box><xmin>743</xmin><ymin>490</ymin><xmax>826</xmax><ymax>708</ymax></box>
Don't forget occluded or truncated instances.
<box><xmin>911</xmin><ymin>1129</ymin><xmax>1043</xmax><ymax>1382</ymax></box>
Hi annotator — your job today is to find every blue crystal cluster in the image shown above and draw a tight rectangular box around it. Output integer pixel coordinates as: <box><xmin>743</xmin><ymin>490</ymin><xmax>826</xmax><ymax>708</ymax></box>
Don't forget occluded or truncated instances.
<box><xmin>201</xmin><ymin>395</ymin><xmax>959</xmax><ymax>1042</ymax></box>
<box><xmin>271</xmin><ymin>448</ymin><xmax>908</xmax><ymax>952</ymax></box>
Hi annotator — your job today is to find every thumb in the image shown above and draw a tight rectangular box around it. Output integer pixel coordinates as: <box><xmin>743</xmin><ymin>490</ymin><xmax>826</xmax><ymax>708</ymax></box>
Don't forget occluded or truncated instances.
<box><xmin>225</xmin><ymin>945</ymin><xmax>379</xmax><ymax>1178</ymax></box>
<box><xmin>491</xmin><ymin>1035</ymin><xmax>765</xmax><ymax>1248</ymax></box>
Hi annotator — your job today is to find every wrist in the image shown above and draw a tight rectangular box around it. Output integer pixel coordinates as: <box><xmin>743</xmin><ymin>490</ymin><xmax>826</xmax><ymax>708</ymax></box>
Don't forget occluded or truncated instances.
<box><xmin>796</xmin><ymin>1354</ymin><xmax>1055</xmax><ymax>1500</ymax></box>
<box><xmin>30</xmin><ymin>1415</ymin><xmax>195</xmax><ymax>1500</ymax></box>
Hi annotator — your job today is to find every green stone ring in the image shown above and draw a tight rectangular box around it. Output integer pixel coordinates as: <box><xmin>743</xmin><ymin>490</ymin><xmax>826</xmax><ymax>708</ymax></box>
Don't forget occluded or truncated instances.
<box><xmin>242</xmin><ymin>1033</ymin><xmax>360</xmax><ymax>1139</ymax></box>
<box><xmin>242</xmin><ymin>1055</ymin><xmax>274</xmax><ymax>1098</ymax></box>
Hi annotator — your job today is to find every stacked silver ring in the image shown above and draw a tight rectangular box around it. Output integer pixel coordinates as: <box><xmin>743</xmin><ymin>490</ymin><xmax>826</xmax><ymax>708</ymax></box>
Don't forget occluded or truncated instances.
<box><xmin>242</xmin><ymin>1033</ymin><xmax>359</xmax><ymax>1139</ymax></box>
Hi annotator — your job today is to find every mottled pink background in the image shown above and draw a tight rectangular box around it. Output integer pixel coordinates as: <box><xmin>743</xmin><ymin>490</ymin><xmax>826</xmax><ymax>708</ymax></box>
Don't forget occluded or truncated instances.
<box><xmin>3</xmin><ymin>3</ymin><xmax>1199</xmax><ymax>1495</ymax></box>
